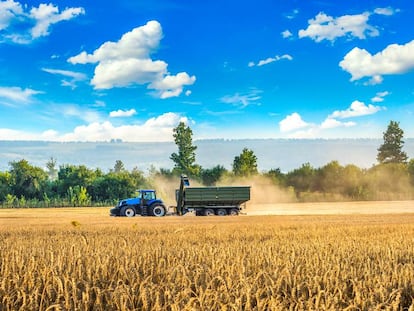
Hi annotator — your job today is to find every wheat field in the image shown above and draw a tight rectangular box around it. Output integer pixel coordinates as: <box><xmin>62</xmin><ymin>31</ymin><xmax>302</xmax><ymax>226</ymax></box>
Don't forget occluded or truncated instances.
<box><xmin>1</xmin><ymin>205</ymin><xmax>414</xmax><ymax>310</ymax></box>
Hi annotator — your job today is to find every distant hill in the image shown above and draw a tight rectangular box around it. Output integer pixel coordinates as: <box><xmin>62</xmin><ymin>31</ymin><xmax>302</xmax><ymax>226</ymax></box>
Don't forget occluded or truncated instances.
<box><xmin>1</xmin><ymin>139</ymin><xmax>413</xmax><ymax>173</ymax></box>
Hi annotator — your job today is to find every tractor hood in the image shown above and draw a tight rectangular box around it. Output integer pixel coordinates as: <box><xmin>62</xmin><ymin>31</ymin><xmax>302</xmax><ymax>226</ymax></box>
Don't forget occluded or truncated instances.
<box><xmin>118</xmin><ymin>197</ymin><xmax>140</xmax><ymax>206</ymax></box>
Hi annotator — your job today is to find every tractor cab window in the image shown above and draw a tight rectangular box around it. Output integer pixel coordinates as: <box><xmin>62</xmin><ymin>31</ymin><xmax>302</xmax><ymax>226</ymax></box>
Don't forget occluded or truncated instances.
<box><xmin>141</xmin><ymin>191</ymin><xmax>156</xmax><ymax>200</ymax></box>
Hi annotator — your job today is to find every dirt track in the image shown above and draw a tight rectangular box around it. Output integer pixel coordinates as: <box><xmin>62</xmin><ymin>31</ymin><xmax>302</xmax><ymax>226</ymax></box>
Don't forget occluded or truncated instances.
<box><xmin>245</xmin><ymin>200</ymin><xmax>414</xmax><ymax>215</ymax></box>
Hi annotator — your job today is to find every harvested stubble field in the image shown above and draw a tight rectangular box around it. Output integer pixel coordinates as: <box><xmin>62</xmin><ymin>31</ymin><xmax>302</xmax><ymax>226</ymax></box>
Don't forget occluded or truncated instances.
<box><xmin>1</xmin><ymin>202</ymin><xmax>414</xmax><ymax>310</ymax></box>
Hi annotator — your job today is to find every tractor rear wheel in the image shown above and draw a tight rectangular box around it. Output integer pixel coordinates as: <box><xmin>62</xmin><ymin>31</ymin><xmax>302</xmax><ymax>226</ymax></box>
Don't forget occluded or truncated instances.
<box><xmin>151</xmin><ymin>204</ymin><xmax>166</xmax><ymax>217</ymax></box>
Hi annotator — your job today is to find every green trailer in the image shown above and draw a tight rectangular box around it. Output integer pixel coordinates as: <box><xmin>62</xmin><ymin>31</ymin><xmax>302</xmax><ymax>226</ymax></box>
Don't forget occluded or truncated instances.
<box><xmin>175</xmin><ymin>176</ymin><xmax>250</xmax><ymax>216</ymax></box>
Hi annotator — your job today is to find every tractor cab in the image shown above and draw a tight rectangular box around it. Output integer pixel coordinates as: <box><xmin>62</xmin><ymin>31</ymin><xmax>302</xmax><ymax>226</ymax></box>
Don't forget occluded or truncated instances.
<box><xmin>136</xmin><ymin>190</ymin><xmax>157</xmax><ymax>206</ymax></box>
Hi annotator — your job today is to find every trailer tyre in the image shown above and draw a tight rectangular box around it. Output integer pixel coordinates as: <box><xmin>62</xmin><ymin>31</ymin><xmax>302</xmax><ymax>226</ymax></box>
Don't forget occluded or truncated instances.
<box><xmin>121</xmin><ymin>206</ymin><xmax>136</xmax><ymax>217</ymax></box>
<box><xmin>217</xmin><ymin>209</ymin><xmax>227</xmax><ymax>216</ymax></box>
<box><xmin>204</xmin><ymin>208</ymin><xmax>215</xmax><ymax>216</ymax></box>
<box><xmin>151</xmin><ymin>204</ymin><xmax>166</xmax><ymax>217</ymax></box>
<box><xmin>229</xmin><ymin>208</ymin><xmax>239</xmax><ymax>216</ymax></box>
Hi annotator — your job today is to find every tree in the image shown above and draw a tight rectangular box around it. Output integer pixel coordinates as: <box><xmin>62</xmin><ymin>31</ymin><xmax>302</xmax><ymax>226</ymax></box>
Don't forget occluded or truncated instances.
<box><xmin>200</xmin><ymin>165</ymin><xmax>227</xmax><ymax>186</ymax></box>
<box><xmin>264</xmin><ymin>168</ymin><xmax>286</xmax><ymax>186</ymax></box>
<box><xmin>232</xmin><ymin>148</ymin><xmax>258</xmax><ymax>176</ymax></box>
<box><xmin>46</xmin><ymin>157</ymin><xmax>58</xmax><ymax>180</ymax></box>
<box><xmin>57</xmin><ymin>164</ymin><xmax>98</xmax><ymax>197</ymax></box>
<box><xmin>366</xmin><ymin>163</ymin><xmax>410</xmax><ymax>200</ymax></box>
<box><xmin>91</xmin><ymin>172</ymin><xmax>136</xmax><ymax>202</ymax></box>
<box><xmin>9</xmin><ymin>159</ymin><xmax>48</xmax><ymax>200</ymax></box>
<box><xmin>170</xmin><ymin>122</ymin><xmax>200</xmax><ymax>176</ymax></box>
<box><xmin>342</xmin><ymin>164</ymin><xmax>367</xmax><ymax>199</ymax></box>
<box><xmin>317</xmin><ymin>161</ymin><xmax>345</xmax><ymax>194</ymax></box>
<box><xmin>377</xmin><ymin>121</ymin><xmax>408</xmax><ymax>164</ymax></box>
<box><xmin>286</xmin><ymin>162</ymin><xmax>316</xmax><ymax>196</ymax></box>
<box><xmin>0</xmin><ymin>171</ymin><xmax>11</xmax><ymax>201</ymax></box>
<box><xmin>112</xmin><ymin>160</ymin><xmax>125</xmax><ymax>173</ymax></box>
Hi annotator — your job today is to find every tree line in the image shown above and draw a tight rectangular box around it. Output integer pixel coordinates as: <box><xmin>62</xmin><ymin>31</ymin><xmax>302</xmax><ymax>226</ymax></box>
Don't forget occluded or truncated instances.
<box><xmin>1</xmin><ymin>120</ymin><xmax>413</xmax><ymax>207</ymax></box>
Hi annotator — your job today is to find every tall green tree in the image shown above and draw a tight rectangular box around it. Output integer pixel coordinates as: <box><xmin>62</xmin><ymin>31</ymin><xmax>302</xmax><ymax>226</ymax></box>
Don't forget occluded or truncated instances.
<box><xmin>91</xmin><ymin>172</ymin><xmax>136</xmax><ymax>202</ymax></box>
<box><xmin>46</xmin><ymin>157</ymin><xmax>58</xmax><ymax>180</ymax></box>
<box><xmin>377</xmin><ymin>121</ymin><xmax>408</xmax><ymax>164</ymax></box>
<box><xmin>200</xmin><ymin>165</ymin><xmax>227</xmax><ymax>186</ymax></box>
<box><xmin>0</xmin><ymin>171</ymin><xmax>11</xmax><ymax>201</ymax></box>
<box><xmin>342</xmin><ymin>164</ymin><xmax>367</xmax><ymax>199</ymax></box>
<box><xmin>316</xmin><ymin>161</ymin><xmax>345</xmax><ymax>194</ymax></box>
<box><xmin>264</xmin><ymin>168</ymin><xmax>286</xmax><ymax>186</ymax></box>
<box><xmin>9</xmin><ymin>159</ymin><xmax>48</xmax><ymax>200</ymax></box>
<box><xmin>232</xmin><ymin>148</ymin><xmax>258</xmax><ymax>176</ymax></box>
<box><xmin>286</xmin><ymin>162</ymin><xmax>316</xmax><ymax>196</ymax></box>
<box><xmin>170</xmin><ymin>122</ymin><xmax>200</xmax><ymax>176</ymax></box>
<box><xmin>57</xmin><ymin>164</ymin><xmax>99</xmax><ymax>197</ymax></box>
<box><xmin>112</xmin><ymin>160</ymin><xmax>125</xmax><ymax>173</ymax></box>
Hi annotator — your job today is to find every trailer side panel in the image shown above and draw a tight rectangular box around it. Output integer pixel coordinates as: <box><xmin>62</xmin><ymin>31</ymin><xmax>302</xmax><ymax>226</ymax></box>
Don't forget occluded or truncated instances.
<box><xmin>182</xmin><ymin>186</ymin><xmax>250</xmax><ymax>207</ymax></box>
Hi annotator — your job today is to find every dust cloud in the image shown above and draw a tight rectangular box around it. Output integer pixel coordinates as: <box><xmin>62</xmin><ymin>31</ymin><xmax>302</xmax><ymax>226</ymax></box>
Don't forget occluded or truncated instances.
<box><xmin>216</xmin><ymin>175</ymin><xmax>296</xmax><ymax>208</ymax></box>
<box><xmin>148</xmin><ymin>173</ymin><xmax>414</xmax><ymax>215</ymax></box>
<box><xmin>150</xmin><ymin>174</ymin><xmax>294</xmax><ymax>208</ymax></box>
<box><xmin>149</xmin><ymin>176</ymin><xmax>178</xmax><ymax>206</ymax></box>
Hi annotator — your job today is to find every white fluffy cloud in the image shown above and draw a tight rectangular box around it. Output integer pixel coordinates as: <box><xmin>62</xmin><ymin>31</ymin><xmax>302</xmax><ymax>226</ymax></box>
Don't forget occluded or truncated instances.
<box><xmin>339</xmin><ymin>40</ymin><xmax>414</xmax><ymax>82</ymax></box>
<box><xmin>249</xmin><ymin>54</ymin><xmax>293</xmax><ymax>67</ymax></box>
<box><xmin>279</xmin><ymin>112</ymin><xmax>310</xmax><ymax>132</ymax></box>
<box><xmin>371</xmin><ymin>91</ymin><xmax>390</xmax><ymax>103</ymax></box>
<box><xmin>298</xmin><ymin>8</ymin><xmax>395</xmax><ymax>42</ymax></box>
<box><xmin>278</xmin><ymin>113</ymin><xmax>357</xmax><ymax>138</ymax></box>
<box><xmin>0</xmin><ymin>86</ymin><xmax>41</xmax><ymax>105</ymax></box>
<box><xmin>0</xmin><ymin>128</ymin><xmax>59</xmax><ymax>140</ymax></box>
<box><xmin>149</xmin><ymin>72</ymin><xmax>196</xmax><ymax>99</ymax></box>
<box><xmin>329</xmin><ymin>100</ymin><xmax>384</xmax><ymax>119</ymax></box>
<box><xmin>59</xmin><ymin>112</ymin><xmax>188</xmax><ymax>142</ymax></box>
<box><xmin>320</xmin><ymin>118</ymin><xmax>356</xmax><ymax>129</ymax></box>
<box><xmin>0</xmin><ymin>1</ymin><xmax>84</xmax><ymax>43</ymax></box>
<box><xmin>0</xmin><ymin>112</ymin><xmax>188</xmax><ymax>142</ymax></box>
<box><xmin>0</xmin><ymin>0</ymin><xmax>23</xmax><ymax>30</ymax></box>
<box><xmin>374</xmin><ymin>7</ymin><xmax>397</xmax><ymax>16</ymax></box>
<box><xmin>281</xmin><ymin>30</ymin><xmax>293</xmax><ymax>38</ymax></box>
<box><xmin>29</xmin><ymin>4</ymin><xmax>85</xmax><ymax>39</ymax></box>
<box><xmin>68</xmin><ymin>20</ymin><xmax>195</xmax><ymax>98</ymax></box>
<box><xmin>109</xmin><ymin>109</ymin><xmax>137</xmax><ymax>118</ymax></box>
<box><xmin>279</xmin><ymin>98</ymin><xmax>384</xmax><ymax>137</ymax></box>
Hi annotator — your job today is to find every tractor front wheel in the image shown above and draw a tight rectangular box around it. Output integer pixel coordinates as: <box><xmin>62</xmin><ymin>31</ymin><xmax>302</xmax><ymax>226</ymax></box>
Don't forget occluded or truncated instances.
<box><xmin>121</xmin><ymin>206</ymin><xmax>136</xmax><ymax>217</ymax></box>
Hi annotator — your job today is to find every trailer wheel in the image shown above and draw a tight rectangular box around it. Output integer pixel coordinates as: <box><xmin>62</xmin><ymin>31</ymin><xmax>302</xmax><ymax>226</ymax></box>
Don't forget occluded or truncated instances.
<box><xmin>217</xmin><ymin>209</ymin><xmax>227</xmax><ymax>216</ymax></box>
<box><xmin>121</xmin><ymin>206</ymin><xmax>136</xmax><ymax>217</ymax></box>
<box><xmin>204</xmin><ymin>208</ymin><xmax>215</xmax><ymax>216</ymax></box>
<box><xmin>151</xmin><ymin>204</ymin><xmax>166</xmax><ymax>217</ymax></box>
<box><xmin>229</xmin><ymin>208</ymin><xmax>239</xmax><ymax>216</ymax></box>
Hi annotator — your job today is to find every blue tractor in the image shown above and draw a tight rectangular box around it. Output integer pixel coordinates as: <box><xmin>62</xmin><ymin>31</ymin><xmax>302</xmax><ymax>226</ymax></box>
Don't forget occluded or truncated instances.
<box><xmin>110</xmin><ymin>189</ymin><xmax>167</xmax><ymax>217</ymax></box>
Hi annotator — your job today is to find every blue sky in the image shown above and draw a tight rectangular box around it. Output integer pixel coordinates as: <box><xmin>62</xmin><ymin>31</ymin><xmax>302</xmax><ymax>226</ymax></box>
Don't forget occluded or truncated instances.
<box><xmin>0</xmin><ymin>0</ymin><xmax>413</xmax><ymax>142</ymax></box>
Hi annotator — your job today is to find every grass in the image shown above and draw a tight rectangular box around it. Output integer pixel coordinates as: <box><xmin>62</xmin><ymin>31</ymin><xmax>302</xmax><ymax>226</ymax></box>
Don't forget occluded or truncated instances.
<box><xmin>1</xmin><ymin>207</ymin><xmax>414</xmax><ymax>310</ymax></box>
